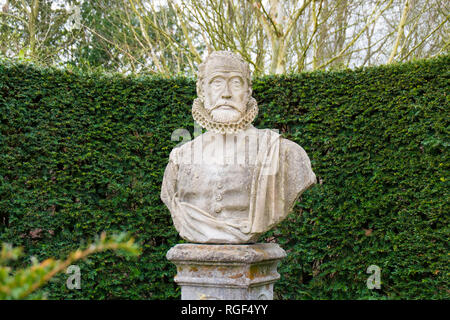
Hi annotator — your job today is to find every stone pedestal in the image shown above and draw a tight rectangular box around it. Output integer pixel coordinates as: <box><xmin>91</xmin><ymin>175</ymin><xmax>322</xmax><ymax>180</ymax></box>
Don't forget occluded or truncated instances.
<box><xmin>166</xmin><ymin>243</ymin><xmax>286</xmax><ymax>300</ymax></box>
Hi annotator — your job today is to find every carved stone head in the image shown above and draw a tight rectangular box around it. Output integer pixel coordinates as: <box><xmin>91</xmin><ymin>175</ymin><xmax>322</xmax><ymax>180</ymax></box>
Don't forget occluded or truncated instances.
<box><xmin>192</xmin><ymin>51</ymin><xmax>258</xmax><ymax>134</ymax></box>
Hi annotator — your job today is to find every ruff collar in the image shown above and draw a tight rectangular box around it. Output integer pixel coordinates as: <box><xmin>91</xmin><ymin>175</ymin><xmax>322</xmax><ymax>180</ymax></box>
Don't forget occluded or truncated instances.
<box><xmin>192</xmin><ymin>97</ymin><xmax>259</xmax><ymax>134</ymax></box>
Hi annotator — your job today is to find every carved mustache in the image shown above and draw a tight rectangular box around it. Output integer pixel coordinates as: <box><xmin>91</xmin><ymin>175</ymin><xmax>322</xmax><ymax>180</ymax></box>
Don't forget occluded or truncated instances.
<box><xmin>210</xmin><ymin>101</ymin><xmax>242</xmax><ymax>114</ymax></box>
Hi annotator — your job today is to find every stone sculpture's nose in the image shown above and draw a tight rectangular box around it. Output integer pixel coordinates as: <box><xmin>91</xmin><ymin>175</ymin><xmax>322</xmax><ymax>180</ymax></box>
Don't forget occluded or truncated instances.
<box><xmin>221</xmin><ymin>83</ymin><xmax>232</xmax><ymax>99</ymax></box>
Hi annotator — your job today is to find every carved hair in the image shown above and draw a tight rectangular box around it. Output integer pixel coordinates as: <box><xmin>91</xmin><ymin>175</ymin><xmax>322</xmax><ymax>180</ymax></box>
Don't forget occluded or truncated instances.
<box><xmin>196</xmin><ymin>51</ymin><xmax>252</xmax><ymax>99</ymax></box>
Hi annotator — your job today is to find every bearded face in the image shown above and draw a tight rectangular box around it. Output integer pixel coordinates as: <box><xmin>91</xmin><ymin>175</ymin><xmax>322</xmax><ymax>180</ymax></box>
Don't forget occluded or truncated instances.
<box><xmin>203</xmin><ymin>58</ymin><xmax>249</xmax><ymax>123</ymax></box>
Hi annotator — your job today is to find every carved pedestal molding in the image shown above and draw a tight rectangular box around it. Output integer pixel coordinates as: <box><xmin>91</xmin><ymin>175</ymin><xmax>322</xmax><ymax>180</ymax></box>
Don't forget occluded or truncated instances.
<box><xmin>166</xmin><ymin>243</ymin><xmax>286</xmax><ymax>300</ymax></box>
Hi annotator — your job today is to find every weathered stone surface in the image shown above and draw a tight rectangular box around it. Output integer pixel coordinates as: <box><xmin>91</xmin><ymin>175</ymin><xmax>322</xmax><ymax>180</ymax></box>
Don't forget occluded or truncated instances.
<box><xmin>166</xmin><ymin>243</ymin><xmax>286</xmax><ymax>300</ymax></box>
<box><xmin>167</xmin><ymin>243</ymin><xmax>286</xmax><ymax>263</ymax></box>
<box><xmin>161</xmin><ymin>51</ymin><xmax>316</xmax><ymax>244</ymax></box>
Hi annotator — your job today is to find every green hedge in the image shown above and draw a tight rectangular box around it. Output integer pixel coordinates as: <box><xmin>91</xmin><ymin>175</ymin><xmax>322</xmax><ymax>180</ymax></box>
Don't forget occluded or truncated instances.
<box><xmin>0</xmin><ymin>56</ymin><xmax>448</xmax><ymax>299</ymax></box>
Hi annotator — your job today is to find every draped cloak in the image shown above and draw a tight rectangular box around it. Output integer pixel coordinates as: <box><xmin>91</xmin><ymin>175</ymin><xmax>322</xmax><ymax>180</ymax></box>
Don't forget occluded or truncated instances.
<box><xmin>160</xmin><ymin>125</ymin><xmax>316</xmax><ymax>243</ymax></box>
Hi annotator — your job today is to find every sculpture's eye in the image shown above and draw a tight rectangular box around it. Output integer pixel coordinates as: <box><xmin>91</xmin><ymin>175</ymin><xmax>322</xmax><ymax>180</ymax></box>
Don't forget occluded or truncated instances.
<box><xmin>230</xmin><ymin>77</ymin><xmax>243</xmax><ymax>89</ymax></box>
<box><xmin>211</xmin><ymin>78</ymin><xmax>225</xmax><ymax>88</ymax></box>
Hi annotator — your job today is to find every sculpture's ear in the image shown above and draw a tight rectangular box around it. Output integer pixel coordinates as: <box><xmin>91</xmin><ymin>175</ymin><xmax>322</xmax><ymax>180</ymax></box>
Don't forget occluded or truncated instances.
<box><xmin>196</xmin><ymin>79</ymin><xmax>203</xmax><ymax>100</ymax></box>
<box><xmin>246</xmin><ymin>86</ymin><xmax>253</xmax><ymax>106</ymax></box>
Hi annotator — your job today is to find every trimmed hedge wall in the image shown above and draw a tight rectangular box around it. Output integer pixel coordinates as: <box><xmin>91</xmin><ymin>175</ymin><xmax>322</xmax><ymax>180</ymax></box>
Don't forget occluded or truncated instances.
<box><xmin>0</xmin><ymin>56</ymin><xmax>448</xmax><ymax>299</ymax></box>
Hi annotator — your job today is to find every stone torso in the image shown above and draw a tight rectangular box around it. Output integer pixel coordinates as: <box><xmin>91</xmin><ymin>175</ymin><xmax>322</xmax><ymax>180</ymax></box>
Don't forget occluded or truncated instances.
<box><xmin>161</xmin><ymin>125</ymin><xmax>317</xmax><ymax>243</ymax></box>
<box><xmin>177</xmin><ymin>163</ymin><xmax>254</xmax><ymax>224</ymax></box>
<box><xmin>175</xmin><ymin>126</ymin><xmax>261</xmax><ymax>225</ymax></box>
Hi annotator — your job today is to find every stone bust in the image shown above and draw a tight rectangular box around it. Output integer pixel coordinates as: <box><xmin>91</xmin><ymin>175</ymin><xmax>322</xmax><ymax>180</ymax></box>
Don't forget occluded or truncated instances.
<box><xmin>161</xmin><ymin>51</ymin><xmax>316</xmax><ymax>244</ymax></box>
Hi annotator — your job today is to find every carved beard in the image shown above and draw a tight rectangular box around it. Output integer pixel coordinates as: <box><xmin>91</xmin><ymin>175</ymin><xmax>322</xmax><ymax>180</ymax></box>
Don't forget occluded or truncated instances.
<box><xmin>210</xmin><ymin>107</ymin><xmax>241</xmax><ymax>123</ymax></box>
<box><xmin>192</xmin><ymin>97</ymin><xmax>259</xmax><ymax>134</ymax></box>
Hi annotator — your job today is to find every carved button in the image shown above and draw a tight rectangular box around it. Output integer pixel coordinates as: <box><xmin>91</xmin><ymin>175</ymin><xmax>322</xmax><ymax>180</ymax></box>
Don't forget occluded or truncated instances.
<box><xmin>214</xmin><ymin>205</ymin><xmax>222</xmax><ymax>213</ymax></box>
<box><xmin>217</xmin><ymin>184</ymin><xmax>223</xmax><ymax>189</ymax></box>
<box><xmin>215</xmin><ymin>194</ymin><xmax>223</xmax><ymax>201</ymax></box>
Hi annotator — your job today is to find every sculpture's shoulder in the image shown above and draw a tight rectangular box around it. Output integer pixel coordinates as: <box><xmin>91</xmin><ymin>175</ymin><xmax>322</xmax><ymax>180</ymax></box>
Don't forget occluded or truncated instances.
<box><xmin>279</xmin><ymin>137</ymin><xmax>317</xmax><ymax>186</ymax></box>
<box><xmin>280</xmin><ymin>137</ymin><xmax>308</xmax><ymax>159</ymax></box>
<box><xmin>167</xmin><ymin>133</ymin><xmax>204</xmax><ymax>165</ymax></box>
<box><xmin>167</xmin><ymin>145</ymin><xmax>181</xmax><ymax>165</ymax></box>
